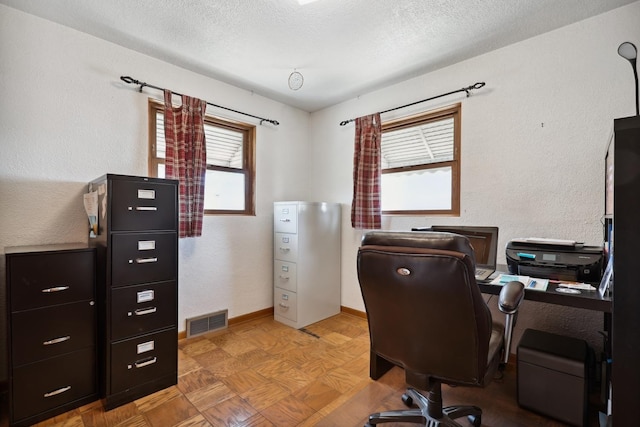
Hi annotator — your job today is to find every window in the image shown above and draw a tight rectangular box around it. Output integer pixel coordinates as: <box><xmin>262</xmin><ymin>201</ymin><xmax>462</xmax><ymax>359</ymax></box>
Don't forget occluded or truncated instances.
<box><xmin>381</xmin><ymin>103</ymin><xmax>460</xmax><ymax>216</ymax></box>
<box><xmin>148</xmin><ymin>100</ymin><xmax>256</xmax><ymax>215</ymax></box>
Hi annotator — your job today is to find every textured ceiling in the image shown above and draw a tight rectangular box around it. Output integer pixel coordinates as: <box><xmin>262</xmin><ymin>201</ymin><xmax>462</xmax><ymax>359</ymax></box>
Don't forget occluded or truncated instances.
<box><xmin>1</xmin><ymin>0</ymin><xmax>635</xmax><ymax>112</ymax></box>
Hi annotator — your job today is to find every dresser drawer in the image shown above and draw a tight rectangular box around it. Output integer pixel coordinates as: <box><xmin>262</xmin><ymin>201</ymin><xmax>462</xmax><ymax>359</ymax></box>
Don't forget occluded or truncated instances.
<box><xmin>274</xmin><ymin>287</ymin><xmax>297</xmax><ymax>322</ymax></box>
<box><xmin>274</xmin><ymin>203</ymin><xmax>298</xmax><ymax>234</ymax></box>
<box><xmin>110</xmin><ymin>179</ymin><xmax>177</xmax><ymax>231</ymax></box>
<box><xmin>110</xmin><ymin>328</ymin><xmax>178</xmax><ymax>394</ymax></box>
<box><xmin>12</xmin><ymin>347</ymin><xmax>96</xmax><ymax>423</ymax></box>
<box><xmin>111</xmin><ymin>281</ymin><xmax>177</xmax><ymax>340</ymax></box>
<box><xmin>11</xmin><ymin>300</ymin><xmax>95</xmax><ymax>366</ymax></box>
<box><xmin>111</xmin><ymin>233</ymin><xmax>177</xmax><ymax>287</ymax></box>
<box><xmin>274</xmin><ymin>260</ymin><xmax>297</xmax><ymax>292</ymax></box>
<box><xmin>274</xmin><ymin>233</ymin><xmax>298</xmax><ymax>262</ymax></box>
<box><xmin>8</xmin><ymin>250</ymin><xmax>95</xmax><ymax>311</ymax></box>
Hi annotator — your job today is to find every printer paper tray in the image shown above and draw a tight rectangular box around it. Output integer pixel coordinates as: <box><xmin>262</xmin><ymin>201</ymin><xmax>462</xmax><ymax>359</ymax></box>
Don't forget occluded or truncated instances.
<box><xmin>512</xmin><ymin>265</ymin><xmax>578</xmax><ymax>282</ymax></box>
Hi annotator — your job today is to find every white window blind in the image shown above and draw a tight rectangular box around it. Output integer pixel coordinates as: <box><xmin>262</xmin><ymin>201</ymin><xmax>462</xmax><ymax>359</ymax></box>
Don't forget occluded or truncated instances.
<box><xmin>381</xmin><ymin>117</ymin><xmax>454</xmax><ymax>169</ymax></box>
<box><xmin>155</xmin><ymin>113</ymin><xmax>244</xmax><ymax>168</ymax></box>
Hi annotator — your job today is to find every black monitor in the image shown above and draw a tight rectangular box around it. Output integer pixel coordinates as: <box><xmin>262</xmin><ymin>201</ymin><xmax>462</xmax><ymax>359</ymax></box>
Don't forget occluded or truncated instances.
<box><xmin>414</xmin><ymin>225</ymin><xmax>499</xmax><ymax>269</ymax></box>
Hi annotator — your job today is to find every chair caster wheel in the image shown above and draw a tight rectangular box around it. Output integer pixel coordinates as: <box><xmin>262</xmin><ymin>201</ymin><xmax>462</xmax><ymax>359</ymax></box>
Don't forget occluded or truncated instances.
<box><xmin>468</xmin><ymin>414</ymin><xmax>481</xmax><ymax>427</ymax></box>
<box><xmin>401</xmin><ymin>393</ymin><xmax>413</xmax><ymax>407</ymax></box>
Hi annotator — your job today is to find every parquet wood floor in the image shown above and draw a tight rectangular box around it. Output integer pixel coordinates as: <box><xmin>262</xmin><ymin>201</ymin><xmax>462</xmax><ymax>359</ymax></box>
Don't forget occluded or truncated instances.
<box><xmin>2</xmin><ymin>313</ymin><xmax>583</xmax><ymax>426</ymax></box>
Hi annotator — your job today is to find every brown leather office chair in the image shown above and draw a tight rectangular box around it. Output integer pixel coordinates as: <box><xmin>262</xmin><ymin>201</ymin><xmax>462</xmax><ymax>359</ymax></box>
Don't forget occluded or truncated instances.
<box><xmin>357</xmin><ymin>231</ymin><xmax>524</xmax><ymax>427</ymax></box>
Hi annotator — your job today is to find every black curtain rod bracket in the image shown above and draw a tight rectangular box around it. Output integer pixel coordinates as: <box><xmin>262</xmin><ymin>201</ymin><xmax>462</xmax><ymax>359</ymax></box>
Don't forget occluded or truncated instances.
<box><xmin>120</xmin><ymin>75</ymin><xmax>279</xmax><ymax>126</ymax></box>
<box><xmin>339</xmin><ymin>82</ymin><xmax>485</xmax><ymax>126</ymax></box>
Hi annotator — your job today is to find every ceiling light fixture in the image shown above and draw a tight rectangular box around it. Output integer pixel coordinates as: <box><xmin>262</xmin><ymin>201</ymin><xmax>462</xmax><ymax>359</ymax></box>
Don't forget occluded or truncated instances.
<box><xmin>618</xmin><ymin>41</ymin><xmax>638</xmax><ymax>116</ymax></box>
<box><xmin>288</xmin><ymin>70</ymin><xmax>304</xmax><ymax>91</ymax></box>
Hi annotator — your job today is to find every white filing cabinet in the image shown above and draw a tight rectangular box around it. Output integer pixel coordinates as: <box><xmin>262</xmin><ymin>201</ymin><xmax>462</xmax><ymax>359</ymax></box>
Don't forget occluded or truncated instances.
<box><xmin>273</xmin><ymin>201</ymin><xmax>341</xmax><ymax>328</ymax></box>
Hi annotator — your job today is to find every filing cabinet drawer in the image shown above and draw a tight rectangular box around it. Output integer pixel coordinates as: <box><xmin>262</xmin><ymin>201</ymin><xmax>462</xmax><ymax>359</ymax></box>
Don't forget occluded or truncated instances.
<box><xmin>274</xmin><ymin>260</ymin><xmax>297</xmax><ymax>292</ymax></box>
<box><xmin>111</xmin><ymin>232</ymin><xmax>177</xmax><ymax>287</ymax></box>
<box><xmin>111</xmin><ymin>281</ymin><xmax>177</xmax><ymax>340</ymax></box>
<box><xmin>274</xmin><ymin>203</ymin><xmax>298</xmax><ymax>234</ymax></box>
<box><xmin>110</xmin><ymin>328</ymin><xmax>178</xmax><ymax>394</ymax></box>
<box><xmin>274</xmin><ymin>287</ymin><xmax>297</xmax><ymax>322</ymax></box>
<box><xmin>12</xmin><ymin>347</ymin><xmax>96</xmax><ymax>423</ymax></box>
<box><xmin>11</xmin><ymin>300</ymin><xmax>95</xmax><ymax>366</ymax></box>
<box><xmin>274</xmin><ymin>233</ymin><xmax>298</xmax><ymax>262</ymax></box>
<box><xmin>9</xmin><ymin>250</ymin><xmax>95</xmax><ymax>311</ymax></box>
<box><xmin>110</xmin><ymin>179</ymin><xmax>177</xmax><ymax>231</ymax></box>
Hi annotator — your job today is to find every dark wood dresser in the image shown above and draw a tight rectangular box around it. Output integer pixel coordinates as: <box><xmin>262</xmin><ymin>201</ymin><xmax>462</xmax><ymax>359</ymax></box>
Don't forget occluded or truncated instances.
<box><xmin>5</xmin><ymin>243</ymin><xmax>97</xmax><ymax>426</ymax></box>
<box><xmin>88</xmin><ymin>174</ymin><xmax>178</xmax><ymax>410</ymax></box>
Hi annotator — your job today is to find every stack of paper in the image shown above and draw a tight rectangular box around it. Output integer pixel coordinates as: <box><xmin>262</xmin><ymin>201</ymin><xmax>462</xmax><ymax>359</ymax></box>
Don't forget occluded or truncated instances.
<box><xmin>490</xmin><ymin>274</ymin><xmax>549</xmax><ymax>291</ymax></box>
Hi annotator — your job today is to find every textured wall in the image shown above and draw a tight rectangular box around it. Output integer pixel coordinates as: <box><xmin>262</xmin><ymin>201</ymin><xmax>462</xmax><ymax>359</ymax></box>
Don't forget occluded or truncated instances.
<box><xmin>309</xmin><ymin>2</ymin><xmax>640</xmax><ymax>352</ymax></box>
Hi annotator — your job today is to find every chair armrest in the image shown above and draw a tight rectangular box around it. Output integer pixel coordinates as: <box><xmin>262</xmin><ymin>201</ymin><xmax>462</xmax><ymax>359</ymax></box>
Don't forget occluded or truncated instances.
<box><xmin>498</xmin><ymin>281</ymin><xmax>525</xmax><ymax>314</ymax></box>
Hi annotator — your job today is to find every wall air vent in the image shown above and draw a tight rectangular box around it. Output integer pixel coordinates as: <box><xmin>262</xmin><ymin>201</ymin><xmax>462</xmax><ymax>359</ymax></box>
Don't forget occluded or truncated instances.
<box><xmin>186</xmin><ymin>309</ymin><xmax>228</xmax><ymax>338</ymax></box>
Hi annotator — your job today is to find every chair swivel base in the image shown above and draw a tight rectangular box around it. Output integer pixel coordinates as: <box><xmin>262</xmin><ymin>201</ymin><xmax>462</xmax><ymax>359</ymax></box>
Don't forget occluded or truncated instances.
<box><xmin>365</xmin><ymin>387</ymin><xmax>482</xmax><ymax>427</ymax></box>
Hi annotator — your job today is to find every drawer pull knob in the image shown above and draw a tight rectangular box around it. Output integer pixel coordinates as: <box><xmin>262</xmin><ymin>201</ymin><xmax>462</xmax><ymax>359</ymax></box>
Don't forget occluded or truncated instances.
<box><xmin>44</xmin><ymin>385</ymin><xmax>71</xmax><ymax>398</ymax></box>
<box><xmin>278</xmin><ymin>303</ymin><xmax>289</xmax><ymax>309</ymax></box>
<box><xmin>135</xmin><ymin>357</ymin><xmax>157</xmax><ymax>368</ymax></box>
<box><xmin>43</xmin><ymin>336</ymin><xmax>71</xmax><ymax>346</ymax></box>
<box><xmin>279</xmin><ymin>275</ymin><xmax>289</xmax><ymax>280</ymax></box>
<box><xmin>135</xmin><ymin>257</ymin><xmax>158</xmax><ymax>264</ymax></box>
<box><xmin>41</xmin><ymin>286</ymin><xmax>69</xmax><ymax>293</ymax></box>
<box><xmin>279</xmin><ymin>247</ymin><xmax>290</xmax><ymax>252</ymax></box>
<box><xmin>135</xmin><ymin>206</ymin><xmax>158</xmax><ymax>211</ymax></box>
<box><xmin>135</xmin><ymin>307</ymin><xmax>157</xmax><ymax>316</ymax></box>
<box><xmin>279</xmin><ymin>218</ymin><xmax>291</xmax><ymax>222</ymax></box>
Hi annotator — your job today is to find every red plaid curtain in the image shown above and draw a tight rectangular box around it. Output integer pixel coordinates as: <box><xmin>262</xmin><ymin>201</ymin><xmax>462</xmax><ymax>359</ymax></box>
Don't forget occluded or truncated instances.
<box><xmin>163</xmin><ymin>90</ymin><xmax>207</xmax><ymax>238</ymax></box>
<box><xmin>351</xmin><ymin>113</ymin><xmax>382</xmax><ymax>229</ymax></box>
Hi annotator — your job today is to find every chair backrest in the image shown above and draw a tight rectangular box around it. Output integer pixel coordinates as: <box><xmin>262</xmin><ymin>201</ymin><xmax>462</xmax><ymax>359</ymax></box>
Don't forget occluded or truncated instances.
<box><xmin>357</xmin><ymin>231</ymin><xmax>493</xmax><ymax>387</ymax></box>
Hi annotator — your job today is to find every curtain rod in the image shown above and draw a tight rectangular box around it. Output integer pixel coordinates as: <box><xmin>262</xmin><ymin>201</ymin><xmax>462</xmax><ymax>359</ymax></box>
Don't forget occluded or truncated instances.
<box><xmin>120</xmin><ymin>76</ymin><xmax>280</xmax><ymax>126</ymax></box>
<box><xmin>339</xmin><ymin>82</ymin><xmax>486</xmax><ymax>126</ymax></box>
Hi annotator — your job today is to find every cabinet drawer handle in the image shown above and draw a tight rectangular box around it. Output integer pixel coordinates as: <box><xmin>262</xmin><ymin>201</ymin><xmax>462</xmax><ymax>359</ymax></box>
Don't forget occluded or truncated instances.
<box><xmin>135</xmin><ymin>307</ymin><xmax>157</xmax><ymax>316</ymax></box>
<box><xmin>279</xmin><ymin>218</ymin><xmax>291</xmax><ymax>222</ymax></box>
<box><xmin>135</xmin><ymin>357</ymin><xmax>157</xmax><ymax>368</ymax></box>
<box><xmin>43</xmin><ymin>336</ymin><xmax>71</xmax><ymax>346</ymax></box>
<box><xmin>44</xmin><ymin>385</ymin><xmax>71</xmax><ymax>398</ymax></box>
<box><xmin>135</xmin><ymin>206</ymin><xmax>158</xmax><ymax>211</ymax></box>
<box><xmin>135</xmin><ymin>257</ymin><xmax>158</xmax><ymax>264</ymax></box>
<box><xmin>41</xmin><ymin>286</ymin><xmax>69</xmax><ymax>293</ymax></box>
<box><xmin>279</xmin><ymin>247</ymin><xmax>290</xmax><ymax>252</ymax></box>
<box><xmin>278</xmin><ymin>303</ymin><xmax>289</xmax><ymax>309</ymax></box>
<box><xmin>278</xmin><ymin>275</ymin><xmax>290</xmax><ymax>280</ymax></box>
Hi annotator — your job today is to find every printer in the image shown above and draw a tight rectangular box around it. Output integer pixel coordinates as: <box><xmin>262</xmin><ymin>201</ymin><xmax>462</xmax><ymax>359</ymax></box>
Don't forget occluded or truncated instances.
<box><xmin>506</xmin><ymin>238</ymin><xmax>604</xmax><ymax>284</ymax></box>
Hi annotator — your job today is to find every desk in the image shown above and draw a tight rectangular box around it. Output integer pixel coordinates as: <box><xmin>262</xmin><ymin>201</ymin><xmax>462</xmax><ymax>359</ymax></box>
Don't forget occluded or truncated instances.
<box><xmin>478</xmin><ymin>266</ymin><xmax>611</xmax><ymax>312</ymax></box>
<box><xmin>478</xmin><ymin>273</ymin><xmax>611</xmax><ymax>313</ymax></box>
<box><xmin>480</xmin><ymin>268</ymin><xmax>612</xmax><ymax>422</ymax></box>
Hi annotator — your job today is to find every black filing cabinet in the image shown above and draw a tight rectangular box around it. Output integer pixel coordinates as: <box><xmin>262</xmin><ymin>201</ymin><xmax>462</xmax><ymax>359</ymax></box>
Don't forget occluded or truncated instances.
<box><xmin>88</xmin><ymin>174</ymin><xmax>178</xmax><ymax>410</ymax></box>
<box><xmin>5</xmin><ymin>244</ymin><xmax>98</xmax><ymax>426</ymax></box>
<box><xmin>517</xmin><ymin>328</ymin><xmax>589</xmax><ymax>427</ymax></box>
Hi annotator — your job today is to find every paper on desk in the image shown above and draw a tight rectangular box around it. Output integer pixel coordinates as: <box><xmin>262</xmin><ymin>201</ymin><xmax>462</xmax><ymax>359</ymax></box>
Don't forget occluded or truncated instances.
<box><xmin>557</xmin><ymin>282</ymin><xmax>596</xmax><ymax>291</ymax></box>
<box><xmin>490</xmin><ymin>274</ymin><xmax>549</xmax><ymax>291</ymax></box>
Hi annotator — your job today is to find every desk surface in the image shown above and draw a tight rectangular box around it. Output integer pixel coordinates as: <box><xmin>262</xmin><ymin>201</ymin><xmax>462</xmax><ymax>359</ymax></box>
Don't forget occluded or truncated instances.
<box><xmin>479</xmin><ymin>268</ymin><xmax>612</xmax><ymax>313</ymax></box>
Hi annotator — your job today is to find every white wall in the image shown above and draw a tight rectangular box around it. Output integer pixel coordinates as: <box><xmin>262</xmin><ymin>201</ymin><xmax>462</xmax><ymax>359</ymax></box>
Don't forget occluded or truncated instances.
<box><xmin>309</xmin><ymin>1</ymin><xmax>640</xmax><ymax>350</ymax></box>
<box><xmin>0</xmin><ymin>2</ymin><xmax>312</xmax><ymax>382</ymax></box>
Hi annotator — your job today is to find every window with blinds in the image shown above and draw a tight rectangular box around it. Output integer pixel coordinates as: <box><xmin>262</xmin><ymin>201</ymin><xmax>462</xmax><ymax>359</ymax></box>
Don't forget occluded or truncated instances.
<box><xmin>381</xmin><ymin>103</ymin><xmax>460</xmax><ymax>215</ymax></box>
<box><xmin>148</xmin><ymin>100</ymin><xmax>256</xmax><ymax>215</ymax></box>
